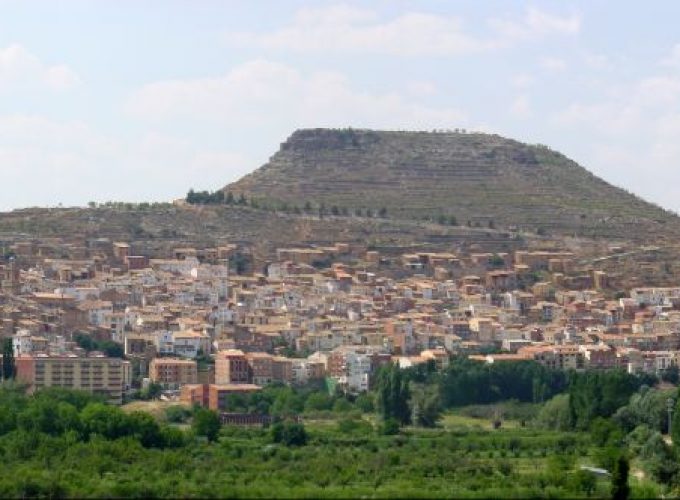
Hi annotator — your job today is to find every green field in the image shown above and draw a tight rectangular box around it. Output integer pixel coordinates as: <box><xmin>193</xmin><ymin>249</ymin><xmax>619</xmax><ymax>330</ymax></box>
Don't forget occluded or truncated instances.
<box><xmin>0</xmin><ymin>404</ymin><xmax>662</xmax><ymax>498</ymax></box>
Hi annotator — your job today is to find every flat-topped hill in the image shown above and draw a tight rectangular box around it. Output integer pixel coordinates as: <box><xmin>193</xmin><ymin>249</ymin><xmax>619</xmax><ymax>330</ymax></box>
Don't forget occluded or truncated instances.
<box><xmin>226</xmin><ymin>128</ymin><xmax>680</xmax><ymax>239</ymax></box>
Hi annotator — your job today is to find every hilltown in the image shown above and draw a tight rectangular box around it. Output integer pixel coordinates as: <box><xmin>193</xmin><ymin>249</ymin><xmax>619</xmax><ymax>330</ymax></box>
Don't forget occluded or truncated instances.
<box><xmin>1</xmin><ymin>236</ymin><xmax>679</xmax><ymax>410</ymax></box>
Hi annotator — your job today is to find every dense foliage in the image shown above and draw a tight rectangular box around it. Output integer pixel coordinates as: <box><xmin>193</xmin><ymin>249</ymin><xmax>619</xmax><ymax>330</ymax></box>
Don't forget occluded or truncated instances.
<box><xmin>0</xmin><ymin>357</ymin><xmax>677</xmax><ymax>497</ymax></box>
<box><xmin>438</xmin><ymin>358</ymin><xmax>568</xmax><ymax>407</ymax></box>
<box><xmin>0</xmin><ymin>382</ymin><xmax>656</xmax><ymax>498</ymax></box>
<box><xmin>74</xmin><ymin>332</ymin><xmax>124</xmax><ymax>358</ymax></box>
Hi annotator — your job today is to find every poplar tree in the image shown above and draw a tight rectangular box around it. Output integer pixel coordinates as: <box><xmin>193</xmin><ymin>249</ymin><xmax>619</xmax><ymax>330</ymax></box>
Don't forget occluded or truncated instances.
<box><xmin>611</xmin><ymin>454</ymin><xmax>630</xmax><ymax>500</ymax></box>
<box><xmin>2</xmin><ymin>338</ymin><xmax>15</xmax><ymax>380</ymax></box>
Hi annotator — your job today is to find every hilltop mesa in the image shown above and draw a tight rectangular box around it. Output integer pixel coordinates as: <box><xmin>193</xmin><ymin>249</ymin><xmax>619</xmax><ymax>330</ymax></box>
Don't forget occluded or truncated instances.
<box><xmin>225</xmin><ymin>128</ymin><xmax>680</xmax><ymax>241</ymax></box>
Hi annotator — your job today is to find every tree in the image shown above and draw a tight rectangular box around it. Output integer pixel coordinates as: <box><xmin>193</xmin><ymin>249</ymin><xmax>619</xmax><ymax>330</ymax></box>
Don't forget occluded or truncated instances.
<box><xmin>570</xmin><ymin>469</ymin><xmax>597</xmax><ymax>497</ymax></box>
<box><xmin>304</xmin><ymin>392</ymin><xmax>333</xmax><ymax>412</ymax></box>
<box><xmin>378</xmin><ymin>207</ymin><xmax>387</xmax><ymax>218</ymax></box>
<box><xmin>186</xmin><ymin>189</ymin><xmax>196</xmax><ymax>204</ymax></box>
<box><xmin>127</xmin><ymin>411</ymin><xmax>164</xmax><ymax>448</ymax></box>
<box><xmin>140</xmin><ymin>382</ymin><xmax>162</xmax><ymax>400</ymax></box>
<box><xmin>536</xmin><ymin>394</ymin><xmax>572</xmax><ymax>431</ymax></box>
<box><xmin>376</xmin><ymin>364</ymin><xmax>410</xmax><ymax>426</ymax></box>
<box><xmin>81</xmin><ymin>403</ymin><xmax>129</xmax><ymax>440</ymax></box>
<box><xmin>489</xmin><ymin>254</ymin><xmax>505</xmax><ymax>269</ymax></box>
<box><xmin>355</xmin><ymin>393</ymin><xmax>374</xmax><ymax>413</ymax></box>
<box><xmin>192</xmin><ymin>408</ymin><xmax>220</xmax><ymax>442</ymax></box>
<box><xmin>661</xmin><ymin>365</ymin><xmax>679</xmax><ymax>384</ymax></box>
<box><xmin>671</xmin><ymin>396</ymin><xmax>680</xmax><ymax>447</ymax></box>
<box><xmin>225</xmin><ymin>191</ymin><xmax>235</xmax><ymax>204</ymax></box>
<box><xmin>379</xmin><ymin>418</ymin><xmax>400</xmax><ymax>435</ymax></box>
<box><xmin>610</xmin><ymin>454</ymin><xmax>630</xmax><ymax>500</ymax></box>
<box><xmin>2</xmin><ymin>338</ymin><xmax>15</xmax><ymax>380</ymax></box>
<box><xmin>165</xmin><ymin>405</ymin><xmax>191</xmax><ymax>423</ymax></box>
<box><xmin>271</xmin><ymin>420</ymin><xmax>307</xmax><ymax>446</ymax></box>
<box><xmin>411</xmin><ymin>384</ymin><xmax>442</xmax><ymax>427</ymax></box>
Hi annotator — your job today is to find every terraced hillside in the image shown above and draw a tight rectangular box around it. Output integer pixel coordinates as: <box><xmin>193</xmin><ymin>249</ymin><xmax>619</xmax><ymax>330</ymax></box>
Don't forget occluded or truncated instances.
<box><xmin>0</xmin><ymin>205</ymin><xmax>530</xmax><ymax>262</ymax></box>
<box><xmin>226</xmin><ymin>129</ymin><xmax>680</xmax><ymax>240</ymax></box>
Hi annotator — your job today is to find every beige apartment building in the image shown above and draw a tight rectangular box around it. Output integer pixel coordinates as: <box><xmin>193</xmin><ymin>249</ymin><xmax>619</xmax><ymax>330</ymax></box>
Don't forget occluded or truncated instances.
<box><xmin>16</xmin><ymin>354</ymin><xmax>130</xmax><ymax>404</ymax></box>
<box><xmin>149</xmin><ymin>357</ymin><xmax>198</xmax><ymax>389</ymax></box>
<box><xmin>215</xmin><ymin>349</ymin><xmax>251</xmax><ymax>384</ymax></box>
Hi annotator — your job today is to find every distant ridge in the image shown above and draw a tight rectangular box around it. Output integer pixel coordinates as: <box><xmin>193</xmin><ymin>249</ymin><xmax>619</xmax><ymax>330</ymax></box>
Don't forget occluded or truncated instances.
<box><xmin>225</xmin><ymin>128</ymin><xmax>680</xmax><ymax>240</ymax></box>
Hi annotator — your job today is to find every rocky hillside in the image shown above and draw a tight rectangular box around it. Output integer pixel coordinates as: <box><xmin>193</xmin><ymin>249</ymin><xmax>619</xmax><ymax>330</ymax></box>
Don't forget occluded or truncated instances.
<box><xmin>0</xmin><ymin>204</ymin><xmax>531</xmax><ymax>263</ymax></box>
<box><xmin>226</xmin><ymin>129</ymin><xmax>680</xmax><ymax>240</ymax></box>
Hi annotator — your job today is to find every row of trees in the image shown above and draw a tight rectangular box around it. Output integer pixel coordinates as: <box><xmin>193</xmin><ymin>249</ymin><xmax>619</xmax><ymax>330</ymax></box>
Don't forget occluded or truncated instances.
<box><xmin>186</xmin><ymin>189</ymin><xmax>247</xmax><ymax>206</ymax></box>
<box><xmin>74</xmin><ymin>333</ymin><xmax>124</xmax><ymax>358</ymax></box>
<box><xmin>185</xmin><ymin>189</ymin><xmax>392</xmax><ymax>220</ymax></box>
<box><xmin>0</xmin><ymin>386</ymin><xmax>188</xmax><ymax>448</ymax></box>
<box><xmin>369</xmin><ymin>357</ymin><xmax>659</xmax><ymax>437</ymax></box>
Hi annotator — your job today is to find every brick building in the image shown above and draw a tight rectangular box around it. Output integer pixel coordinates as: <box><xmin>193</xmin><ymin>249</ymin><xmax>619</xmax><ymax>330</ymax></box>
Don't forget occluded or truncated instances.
<box><xmin>16</xmin><ymin>354</ymin><xmax>130</xmax><ymax>404</ymax></box>
<box><xmin>149</xmin><ymin>357</ymin><xmax>198</xmax><ymax>389</ymax></box>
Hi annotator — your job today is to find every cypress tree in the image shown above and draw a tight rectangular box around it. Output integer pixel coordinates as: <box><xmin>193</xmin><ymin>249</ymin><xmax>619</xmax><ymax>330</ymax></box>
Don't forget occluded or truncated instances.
<box><xmin>2</xmin><ymin>338</ymin><xmax>14</xmax><ymax>380</ymax></box>
<box><xmin>611</xmin><ymin>454</ymin><xmax>630</xmax><ymax>500</ymax></box>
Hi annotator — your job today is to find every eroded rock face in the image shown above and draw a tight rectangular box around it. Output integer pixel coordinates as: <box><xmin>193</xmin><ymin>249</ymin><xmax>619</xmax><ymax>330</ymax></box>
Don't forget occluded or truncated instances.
<box><xmin>226</xmin><ymin>128</ymin><xmax>679</xmax><ymax>240</ymax></box>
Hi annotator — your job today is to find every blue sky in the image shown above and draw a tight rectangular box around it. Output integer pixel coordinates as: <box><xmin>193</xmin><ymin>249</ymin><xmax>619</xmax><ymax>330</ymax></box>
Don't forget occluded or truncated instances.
<box><xmin>2</xmin><ymin>1</ymin><xmax>680</xmax><ymax>212</ymax></box>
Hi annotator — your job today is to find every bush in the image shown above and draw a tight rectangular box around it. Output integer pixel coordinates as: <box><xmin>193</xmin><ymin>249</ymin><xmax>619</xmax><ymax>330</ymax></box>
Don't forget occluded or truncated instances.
<box><xmin>536</xmin><ymin>395</ymin><xmax>572</xmax><ymax>431</ymax></box>
<box><xmin>355</xmin><ymin>393</ymin><xmax>375</xmax><ymax>413</ymax></box>
<box><xmin>271</xmin><ymin>421</ymin><xmax>308</xmax><ymax>447</ymax></box>
<box><xmin>191</xmin><ymin>408</ymin><xmax>220</xmax><ymax>442</ymax></box>
<box><xmin>337</xmin><ymin>417</ymin><xmax>373</xmax><ymax>435</ymax></box>
<box><xmin>304</xmin><ymin>393</ymin><xmax>333</xmax><ymax>413</ymax></box>
<box><xmin>332</xmin><ymin>398</ymin><xmax>353</xmax><ymax>413</ymax></box>
<box><xmin>165</xmin><ymin>405</ymin><xmax>192</xmax><ymax>424</ymax></box>
<box><xmin>380</xmin><ymin>418</ymin><xmax>400</xmax><ymax>436</ymax></box>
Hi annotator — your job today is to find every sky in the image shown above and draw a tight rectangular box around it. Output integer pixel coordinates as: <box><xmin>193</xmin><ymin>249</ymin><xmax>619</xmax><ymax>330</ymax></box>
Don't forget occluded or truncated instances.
<box><xmin>2</xmin><ymin>0</ymin><xmax>680</xmax><ymax>212</ymax></box>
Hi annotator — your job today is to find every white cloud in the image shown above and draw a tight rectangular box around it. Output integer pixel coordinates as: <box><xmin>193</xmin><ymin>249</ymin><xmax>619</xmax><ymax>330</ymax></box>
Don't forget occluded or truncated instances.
<box><xmin>229</xmin><ymin>7</ymin><xmax>492</xmax><ymax>56</ymax></box>
<box><xmin>510</xmin><ymin>95</ymin><xmax>531</xmax><ymax>118</ymax></box>
<box><xmin>227</xmin><ymin>5</ymin><xmax>579</xmax><ymax>56</ymax></box>
<box><xmin>0</xmin><ymin>114</ymin><xmax>247</xmax><ymax>209</ymax></box>
<box><xmin>552</xmin><ymin>73</ymin><xmax>680</xmax><ymax>211</ymax></box>
<box><xmin>511</xmin><ymin>73</ymin><xmax>535</xmax><ymax>88</ymax></box>
<box><xmin>489</xmin><ymin>7</ymin><xmax>580</xmax><ymax>42</ymax></box>
<box><xmin>540</xmin><ymin>57</ymin><xmax>567</xmax><ymax>72</ymax></box>
<box><xmin>44</xmin><ymin>64</ymin><xmax>82</xmax><ymax>90</ymax></box>
<box><xmin>0</xmin><ymin>43</ymin><xmax>81</xmax><ymax>91</ymax></box>
<box><xmin>660</xmin><ymin>43</ymin><xmax>680</xmax><ymax>68</ymax></box>
<box><xmin>405</xmin><ymin>81</ymin><xmax>437</xmax><ymax>96</ymax></box>
<box><xmin>583</xmin><ymin>52</ymin><xmax>610</xmax><ymax>70</ymax></box>
<box><xmin>127</xmin><ymin>59</ymin><xmax>466</xmax><ymax>130</ymax></box>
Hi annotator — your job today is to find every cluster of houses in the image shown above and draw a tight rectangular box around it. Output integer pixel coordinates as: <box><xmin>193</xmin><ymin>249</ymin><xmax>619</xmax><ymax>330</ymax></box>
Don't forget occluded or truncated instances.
<box><xmin>1</xmin><ymin>235</ymin><xmax>680</xmax><ymax>409</ymax></box>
